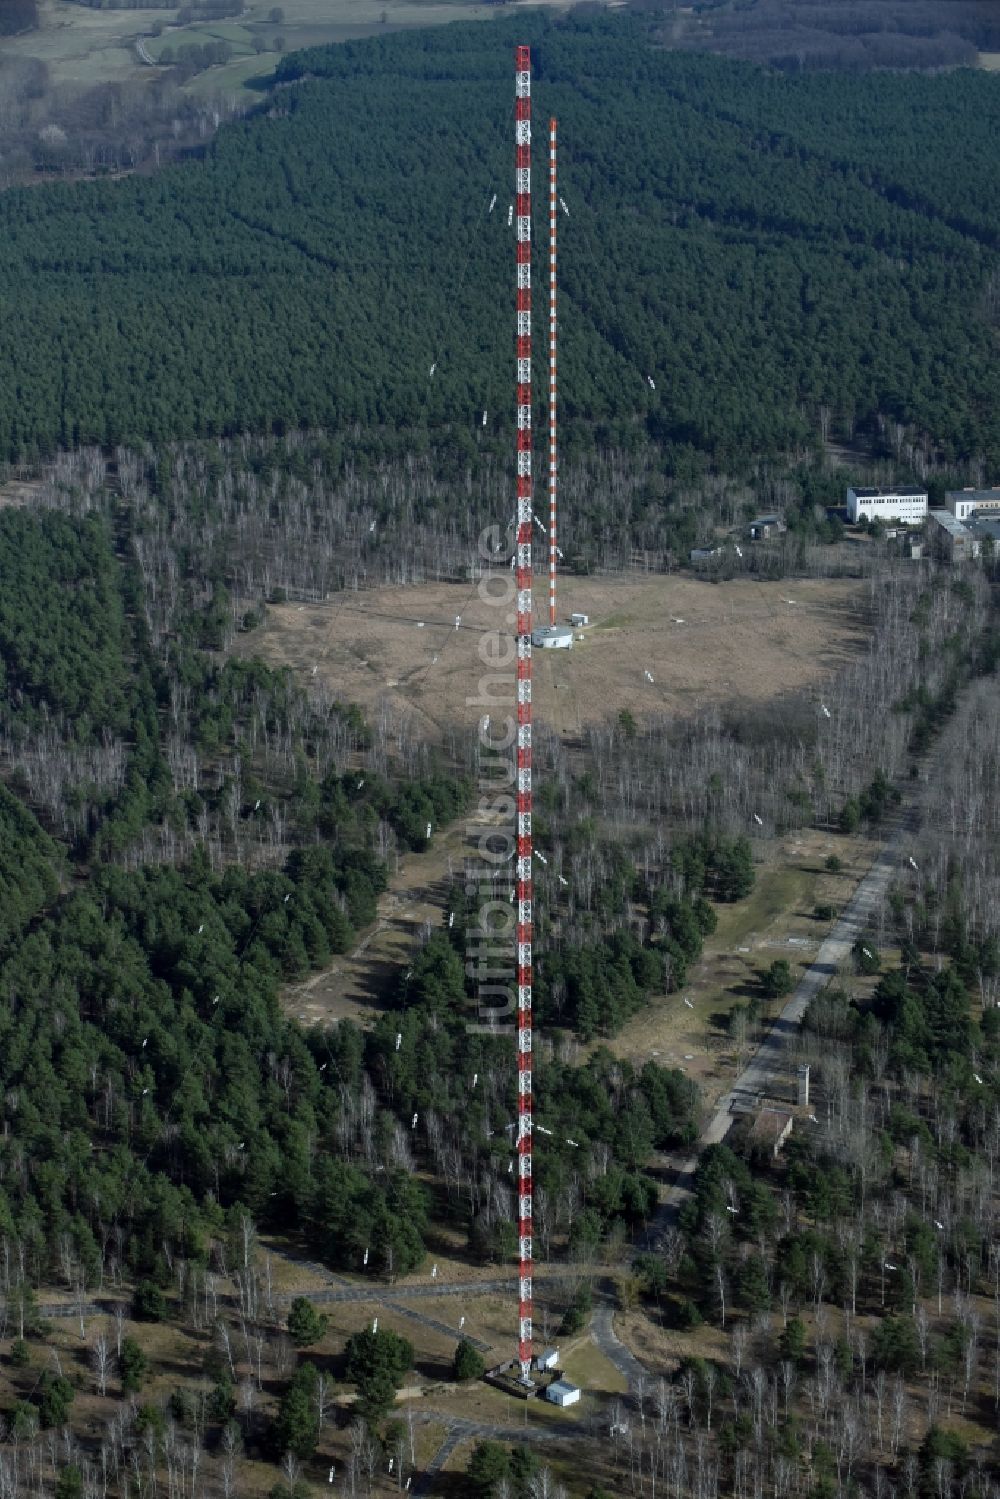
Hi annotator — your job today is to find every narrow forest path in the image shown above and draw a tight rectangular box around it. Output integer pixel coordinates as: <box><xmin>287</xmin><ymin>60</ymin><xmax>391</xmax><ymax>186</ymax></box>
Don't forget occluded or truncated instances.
<box><xmin>409</xmin><ymin>1409</ymin><xmax>572</xmax><ymax>1497</ymax></box>
<box><xmin>282</xmin><ymin>816</ymin><xmax>478</xmax><ymax>1029</ymax></box>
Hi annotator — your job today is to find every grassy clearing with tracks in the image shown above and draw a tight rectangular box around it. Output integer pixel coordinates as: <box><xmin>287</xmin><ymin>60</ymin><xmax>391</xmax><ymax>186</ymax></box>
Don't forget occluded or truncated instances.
<box><xmin>9</xmin><ymin>0</ymin><xmax>533</xmax><ymax>97</ymax></box>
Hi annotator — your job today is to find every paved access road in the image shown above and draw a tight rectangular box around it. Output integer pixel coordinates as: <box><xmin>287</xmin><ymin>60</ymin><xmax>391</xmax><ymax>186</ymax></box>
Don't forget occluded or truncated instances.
<box><xmin>591</xmin><ymin>1299</ymin><xmax>650</xmax><ymax>1391</ymax></box>
<box><xmin>37</xmin><ymin>818</ymin><xmax>912</xmax><ymax>1498</ymax></box>
<box><xmin>640</xmin><ymin>812</ymin><xmax>912</xmax><ymax>1248</ymax></box>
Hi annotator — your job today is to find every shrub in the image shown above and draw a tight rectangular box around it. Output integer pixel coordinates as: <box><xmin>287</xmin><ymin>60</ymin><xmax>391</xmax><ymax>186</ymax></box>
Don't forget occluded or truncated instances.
<box><xmin>272</xmin><ymin>1363</ymin><xmax>320</xmax><ymax>1461</ymax></box>
<box><xmin>54</xmin><ymin>1468</ymin><xmax>83</xmax><ymax>1499</ymax></box>
<box><xmin>558</xmin><ymin>1283</ymin><xmax>592</xmax><ymax>1336</ymax></box>
<box><xmin>344</xmin><ymin>1328</ymin><xmax>414</xmax><ymax>1424</ymax></box>
<box><xmin>852</xmin><ymin>938</ymin><xmax>880</xmax><ymax>975</ymax></box>
<box><xmin>168</xmin><ymin>1389</ymin><xmax>194</xmax><ymax>1426</ymax></box>
<box><xmin>132</xmin><ymin>1280</ymin><xmax>167</xmax><ymax>1322</ymax></box>
<box><xmin>208</xmin><ymin>1377</ymin><xmax>236</xmax><ymax>1422</ymax></box>
<box><xmin>120</xmin><ymin>1337</ymin><xmax>149</xmax><ymax>1394</ymax></box>
<box><xmin>761</xmin><ymin>959</ymin><xmax>794</xmax><ymax>999</ymax></box>
<box><xmin>467</xmin><ymin>1441</ymin><xmax>511</xmax><ymax>1492</ymax></box>
<box><xmin>779</xmin><ymin>1315</ymin><xmax>806</xmax><ymax>1365</ymax></box>
<box><xmin>453</xmin><ymin>1339</ymin><xmax>486</xmax><ymax>1382</ymax></box>
<box><xmin>287</xmin><ymin>1297</ymin><xmax>329</xmax><ymax>1348</ymax></box>
<box><xmin>36</xmin><ymin>1372</ymin><xmax>74</xmax><ymax>1429</ymax></box>
<box><xmin>675</xmin><ymin>1297</ymin><xmax>703</xmax><ymax>1330</ymax></box>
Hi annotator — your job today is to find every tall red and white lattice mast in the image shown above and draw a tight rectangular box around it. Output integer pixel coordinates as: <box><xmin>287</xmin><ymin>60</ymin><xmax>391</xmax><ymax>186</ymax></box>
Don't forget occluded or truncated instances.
<box><xmin>514</xmin><ymin>42</ymin><xmax>535</xmax><ymax>1383</ymax></box>
<box><xmin>548</xmin><ymin>118</ymin><xmax>558</xmax><ymax>627</ymax></box>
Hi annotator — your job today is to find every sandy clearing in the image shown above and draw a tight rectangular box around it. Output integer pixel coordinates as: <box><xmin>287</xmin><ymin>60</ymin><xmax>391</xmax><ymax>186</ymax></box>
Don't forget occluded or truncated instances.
<box><xmin>236</xmin><ymin>573</ymin><xmax>866</xmax><ymax>743</ymax></box>
<box><xmin>269</xmin><ymin>573</ymin><xmax>868</xmax><ymax>1030</ymax></box>
<box><xmin>0</xmin><ymin>478</ymin><xmax>45</xmax><ymax>510</ymax></box>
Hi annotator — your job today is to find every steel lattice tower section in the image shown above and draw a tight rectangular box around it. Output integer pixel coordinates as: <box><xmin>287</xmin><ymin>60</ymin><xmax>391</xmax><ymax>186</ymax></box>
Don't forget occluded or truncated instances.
<box><xmin>514</xmin><ymin>42</ymin><xmax>535</xmax><ymax>1383</ymax></box>
<box><xmin>548</xmin><ymin>118</ymin><xmax>558</xmax><ymax>627</ymax></box>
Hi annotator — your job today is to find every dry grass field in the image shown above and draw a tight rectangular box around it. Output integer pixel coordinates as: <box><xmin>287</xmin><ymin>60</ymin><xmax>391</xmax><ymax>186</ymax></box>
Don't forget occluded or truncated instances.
<box><xmin>605</xmin><ymin>825</ymin><xmax>877</xmax><ymax>1104</ymax></box>
<box><xmin>8</xmin><ymin>0</ymin><xmax>559</xmax><ymax>97</ymax></box>
<box><xmin>237</xmin><ymin>573</ymin><xmax>866</xmax><ymax>743</ymax></box>
<box><xmin>0</xmin><ymin>476</ymin><xmax>45</xmax><ymax>510</ymax></box>
<box><xmin>284</xmin><ymin>813</ymin><xmax>476</xmax><ymax>1028</ymax></box>
<box><xmin>9</xmin><ymin>5</ymin><xmax>994</xmax><ymax>111</ymax></box>
<box><xmin>268</xmin><ymin>572</ymin><xmax>869</xmax><ymax>1032</ymax></box>
<box><xmin>20</xmin><ymin>1272</ymin><xmax>598</xmax><ymax>1493</ymax></box>
<box><xmin>3</xmin><ymin>2</ymin><xmax>176</xmax><ymax>85</ymax></box>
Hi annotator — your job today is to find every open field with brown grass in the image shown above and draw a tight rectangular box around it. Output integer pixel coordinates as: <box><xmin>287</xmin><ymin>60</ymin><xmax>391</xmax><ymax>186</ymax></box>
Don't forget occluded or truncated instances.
<box><xmin>272</xmin><ymin>573</ymin><xmax>869</xmax><ymax>1034</ymax></box>
<box><xmin>605</xmin><ymin>824</ymin><xmax>878</xmax><ymax>1106</ymax></box>
<box><xmin>264</xmin><ymin>571</ymin><xmax>868</xmax><ymax>1028</ymax></box>
<box><xmin>238</xmin><ymin>573</ymin><xmax>867</xmax><ymax>745</ymax></box>
<box><xmin>8</xmin><ymin>0</ymin><xmax>562</xmax><ymax>97</ymax></box>
<box><xmin>4</xmin><ymin>2</ymin><xmax>178</xmax><ymax>86</ymax></box>
<box><xmin>0</xmin><ymin>476</ymin><xmax>45</xmax><ymax>510</ymax></box>
<box><xmin>284</xmin><ymin>813</ymin><xmax>475</xmax><ymax>1028</ymax></box>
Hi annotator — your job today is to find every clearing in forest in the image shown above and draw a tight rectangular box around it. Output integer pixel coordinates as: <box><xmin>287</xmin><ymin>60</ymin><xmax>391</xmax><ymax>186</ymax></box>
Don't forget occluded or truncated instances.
<box><xmin>284</xmin><ymin>814</ymin><xmax>474</xmax><ymax>1029</ymax></box>
<box><xmin>268</xmin><ymin>573</ymin><xmax>869</xmax><ymax>1029</ymax></box>
<box><xmin>605</xmin><ymin>826</ymin><xmax>877</xmax><ymax>1101</ymax></box>
<box><xmin>238</xmin><ymin>573</ymin><xmax>867</xmax><ymax>743</ymax></box>
<box><xmin>9</xmin><ymin>0</ymin><xmax>530</xmax><ymax>95</ymax></box>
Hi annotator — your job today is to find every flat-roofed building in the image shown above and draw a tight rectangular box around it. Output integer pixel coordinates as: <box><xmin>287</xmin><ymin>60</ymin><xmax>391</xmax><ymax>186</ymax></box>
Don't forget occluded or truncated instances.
<box><xmin>945</xmin><ymin>487</ymin><xmax>1000</xmax><ymax>522</ymax></box>
<box><xmin>748</xmin><ymin>513</ymin><xmax>785</xmax><ymax>540</ymax></box>
<box><xmin>546</xmin><ymin>1380</ymin><xmax>581</xmax><ymax>1407</ymax></box>
<box><xmin>929</xmin><ymin>509</ymin><xmax>980</xmax><ymax>561</ymax></box>
<box><xmin>531</xmin><ymin>625</ymin><xmax>573</xmax><ymax>650</ymax></box>
<box><xmin>965</xmin><ymin>512</ymin><xmax>1000</xmax><ymax>553</ymax></box>
<box><xmin>846</xmin><ymin>486</ymin><xmax>928</xmax><ymax>525</ymax></box>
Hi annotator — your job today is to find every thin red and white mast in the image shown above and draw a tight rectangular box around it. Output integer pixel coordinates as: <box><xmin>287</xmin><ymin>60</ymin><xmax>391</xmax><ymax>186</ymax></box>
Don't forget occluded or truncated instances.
<box><xmin>513</xmin><ymin>41</ymin><xmax>534</xmax><ymax>1383</ymax></box>
<box><xmin>548</xmin><ymin>118</ymin><xmax>557</xmax><ymax>626</ymax></box>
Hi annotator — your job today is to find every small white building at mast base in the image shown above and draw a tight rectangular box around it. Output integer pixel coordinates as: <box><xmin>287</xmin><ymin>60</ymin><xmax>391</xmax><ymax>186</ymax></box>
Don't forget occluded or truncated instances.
<box><xmin>545</xmin><ymin>1379</ymin><xmax>581</xmax><ymax>1407</ymax></box>
<box><xmin>532</xmin><ymin>625</ymin><xmax>573</xmax><ymax>650</ymax></box>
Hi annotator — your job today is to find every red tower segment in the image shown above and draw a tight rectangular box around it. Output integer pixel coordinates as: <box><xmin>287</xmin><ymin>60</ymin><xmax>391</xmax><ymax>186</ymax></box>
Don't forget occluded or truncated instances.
<box><xmin>513</xmin><ymin>41</ymin><xmax>534</xmax><ymax>1383</ymax></box>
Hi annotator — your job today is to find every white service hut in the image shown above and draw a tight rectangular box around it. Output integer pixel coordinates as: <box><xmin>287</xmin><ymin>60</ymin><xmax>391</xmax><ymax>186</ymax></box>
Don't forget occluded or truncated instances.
<box><xmin>570</xmin><ymin>612</ymin><xmax>589</xmax><ymax>627</ymax></box>
<box><xmin>546</xmin><ymin>1380</ymin><xmax>581</xmax><ymax>1408</ymax></box>
<box><xmin>535</xmin><ymin>1348</ymin><xmax>559</xmax><ymax>1373</ymax></box>
<box><xmin>532</xmin><ymin>625</ymin><xmax>573</xmax><ymax>650</ymax></box>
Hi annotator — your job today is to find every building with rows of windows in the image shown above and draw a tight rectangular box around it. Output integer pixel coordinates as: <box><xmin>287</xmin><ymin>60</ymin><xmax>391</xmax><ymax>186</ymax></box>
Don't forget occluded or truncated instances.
<box><xmin>846</xmin><ymin>486</ymin><xmax>928</xmax><ymax>525</ymax></box>
<box><xmin>944</xmin><ymin>486</ymin><xmax>1000</xmax><ymax>522</ymax></box>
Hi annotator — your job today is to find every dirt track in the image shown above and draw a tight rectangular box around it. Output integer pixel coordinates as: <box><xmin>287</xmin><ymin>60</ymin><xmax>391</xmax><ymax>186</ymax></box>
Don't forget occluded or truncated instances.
<box><xmin>284</xmin><ymin>817</ymin><xmax>473</xmax><ymax>1028</ymax></box>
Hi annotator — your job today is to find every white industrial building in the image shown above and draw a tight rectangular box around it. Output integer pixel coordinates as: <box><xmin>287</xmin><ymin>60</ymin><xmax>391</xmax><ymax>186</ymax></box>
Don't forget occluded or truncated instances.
<box><xmin>945</xmin><ymin>487</ymin><xmax>1000</xmax><ymax>522</ymax></box>
<box><xmin>545</xmin><ymin>1379</ymin><xmax>581</xmax><ymax>1407</ymax></box>
<box><xmin>532</xmin><ymin>625</ymin><xmax>573</xmax><ymax>650</ymax></box>
<box><xmin>846</xmin><ymin>486</ymin><xmax>928</xmax><ymax>525</ymax></box>
<box><xmin>535</xmin><ymin>1349</ymin><xmax>559</xmax><ymax>1372</ymax></box>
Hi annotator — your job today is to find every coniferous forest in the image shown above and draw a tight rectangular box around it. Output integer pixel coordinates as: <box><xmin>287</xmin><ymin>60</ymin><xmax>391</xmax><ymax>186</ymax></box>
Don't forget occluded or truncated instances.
<box><xmin>1</xmin><ymin>11</ymin><xmax>1000</xmax><ymax>1497</ymax></box>
<box><xmin>1</xmin><ymin>12</ymin><xmax>1000</xmax><ymax>470</ymax></box>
